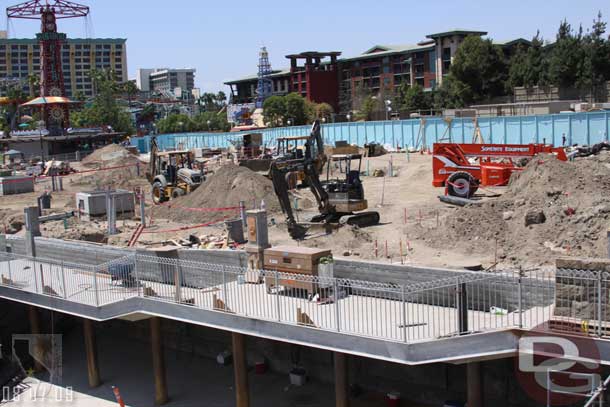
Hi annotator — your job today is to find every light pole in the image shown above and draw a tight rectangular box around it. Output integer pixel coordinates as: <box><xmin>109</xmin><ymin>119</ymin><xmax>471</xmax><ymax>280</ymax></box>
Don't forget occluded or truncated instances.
<box><xmin>385</xmin><ymin>100</ymin><xmax>392</xmax><ymax>121</ymax></box>
<box><xmin>178</xmin><ymin>121</ymin><xmax>184</xmax><ymax>133</ymax></box>
<box><xmin>287</xmin><ymin>119</ymin><xmax>292</xmax><ymax>126</ymax></box>
<box><xmin>321</xmin><ymin>117</ymin><xmax>326</xmax><ymax>123</ymax></box>
<box><xmin>346</xmin><ymin>113</ymin><xmax>351</xmax><ymax>122</ymax></box>
<box><xmin>207</xmin><ymin>120</ymin><xmax>211</xmax><ymax>131</ymax></box>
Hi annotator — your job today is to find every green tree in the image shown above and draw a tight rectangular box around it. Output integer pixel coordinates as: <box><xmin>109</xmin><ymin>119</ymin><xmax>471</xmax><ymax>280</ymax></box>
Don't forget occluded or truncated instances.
<box><xmin>27</xmin><ymin>74</ymin><xmax>40</xmax><ymax>98</ymax></box>
<box><xmin>70</xmin><ymin>68</ymin><xmax>134</xmax><ymax>134</ymax></box>
<box><xmin>263</xmin><ymin>95</ymin><xmax>286</xmax><ymax>127</ymax></box>
<box><xmin>314</xmin><ymin>102</ymin><xmax>334</xmax><ymax>121</ymax></box>
<box><xmin>193</xmin><ymin>111</ymin><xmax>231</xmax><ymax>132</ymax></box>
<box><xmin>396</xmin><ymin>83</ymin><xmax>432</xmax><ymax>112</ymax></box>
<box><xmin>155</xmin><ymin>113</ymin><xmax>195</xmax><ymax>134</ymax></box>
<box><xmin>448</xmin><ymin>36</ymin><xmax>508</xmax><ymax>104</ymax></box>
<box><xmin>122</xmin><ymin>80</ymin><xmax>139</xmax><ymax>107</ymax></box>
<box><xmin>548</xmin><ymin>20</ymin><xmax>585</xmax><ymax>88</ymax></box>
<box><xmin>356</xmin><ymin>96</ymin><xmax>380</xmax><ymax>121</ymax></box>
<box><xmin>579</xmin><ymin>12</ymin><xmax>610</xmax><ymax>96</ymax></box>
<box><xmin>434</xmin><ymin>74</ymin><xmax>474</xmax><ymax>109</ymax></box>
<box><xmin>284</xmin><ymin>93</ymin><xmax>308</xmax><ymax>125</ymax></box>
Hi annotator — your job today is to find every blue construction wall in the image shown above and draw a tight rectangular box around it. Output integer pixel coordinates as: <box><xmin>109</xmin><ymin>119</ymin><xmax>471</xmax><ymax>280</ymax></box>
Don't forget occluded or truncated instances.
<box><xmin>132</xmin><ymin>111</ymin><xmax>610</xmax><ymax>153</ymax></box>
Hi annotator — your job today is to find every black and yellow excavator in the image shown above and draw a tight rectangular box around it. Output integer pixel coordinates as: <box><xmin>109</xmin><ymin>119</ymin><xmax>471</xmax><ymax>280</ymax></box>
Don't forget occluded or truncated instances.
<box><xmin>270</xmin><ymin>120</ymin><xmax>380</xmax><ymax>240</ymax></box>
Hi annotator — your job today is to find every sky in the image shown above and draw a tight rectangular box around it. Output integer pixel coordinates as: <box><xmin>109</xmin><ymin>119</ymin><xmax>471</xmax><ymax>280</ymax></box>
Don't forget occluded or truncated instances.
<box><xmin>3</xmin><ymin>0</ymin><xmax>609</xmax><ymax>94</ymax></box>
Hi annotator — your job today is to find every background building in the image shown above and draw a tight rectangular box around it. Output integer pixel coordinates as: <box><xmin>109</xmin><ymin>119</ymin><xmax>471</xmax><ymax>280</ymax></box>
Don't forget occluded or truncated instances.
<box><xmin>225</xmin><ymin>29</ymin><xmax>527</xmax><ymax>114</ymax></box>
<box><xmin>0</xmin><ymin>31</ymin><xmax>127</xmax><ymax>98</ymax></box>
<box><xmin>137</xmin><ymin>68</ymin><xmax>196</xmax><ymax>98</ymax></box>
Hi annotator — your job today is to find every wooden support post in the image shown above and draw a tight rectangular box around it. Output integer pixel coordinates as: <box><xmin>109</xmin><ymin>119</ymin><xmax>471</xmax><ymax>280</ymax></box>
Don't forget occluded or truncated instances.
<box><xmin>334</xmin><ymin>352</ymin><xmax>348</xmax><ymax>407</ymax></box>
<box><xmin>83</xmin><ymin>319</ymin><xmax>101</xmax><ymax>388</ymax></box>
<box><xmin>232</xmin><ymin>332</ymin><xmax>250</xmax><ymax>407</ymax></box>
<box><xmin>467</xmin><ymin>362</ymin><xmax>483</xmax><ymax>407</ymax></box>
<box><xmin>150</xmin><ymin>317</ymin><xmax>168</xmax><ymax>405</ymax></box>
<box><xmin>27</xmin><ymin>305</ymin><xmax>43</xmax><ymax>372</ymax></box>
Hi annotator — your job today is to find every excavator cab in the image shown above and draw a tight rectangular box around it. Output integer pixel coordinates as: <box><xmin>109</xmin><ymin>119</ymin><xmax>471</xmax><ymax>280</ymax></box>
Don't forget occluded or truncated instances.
<box><xmin>324</xmin><ymin>154</ymin><xmax>367</xmax><ymax>211</ymax></box>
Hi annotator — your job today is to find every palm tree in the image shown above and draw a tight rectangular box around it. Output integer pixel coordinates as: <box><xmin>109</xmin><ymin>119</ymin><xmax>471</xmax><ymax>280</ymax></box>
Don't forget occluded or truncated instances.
<box><xmin>27</xmin><ymin>74</ymin><xmax>40</xmax><ymax>98</ymax></box>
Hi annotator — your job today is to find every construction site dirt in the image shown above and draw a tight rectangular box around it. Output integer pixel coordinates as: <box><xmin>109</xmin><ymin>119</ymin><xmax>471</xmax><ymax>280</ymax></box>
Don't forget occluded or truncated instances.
<box><xmin>2</xmin><ymin>143</ymin><xmax>609</xmax><ymax>271</ymax></box>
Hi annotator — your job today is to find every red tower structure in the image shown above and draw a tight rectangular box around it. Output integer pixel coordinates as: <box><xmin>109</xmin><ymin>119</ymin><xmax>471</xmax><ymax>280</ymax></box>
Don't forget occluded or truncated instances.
<box><xmin>7</xmin><ymin>0</ymin><xmax>89</xmax><ymax>131</ymax></box>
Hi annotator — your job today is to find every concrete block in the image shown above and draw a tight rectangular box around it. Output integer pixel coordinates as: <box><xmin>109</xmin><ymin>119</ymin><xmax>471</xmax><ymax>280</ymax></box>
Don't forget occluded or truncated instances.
<box><xmin>0</xmin><ymin>176</ymin><xmax>34</xmax><ymax>195</ymax></box>
<box><xmin>76</xmin><ymin>190</ymin><xmax>135</xmax><ymax>220</ymax></box>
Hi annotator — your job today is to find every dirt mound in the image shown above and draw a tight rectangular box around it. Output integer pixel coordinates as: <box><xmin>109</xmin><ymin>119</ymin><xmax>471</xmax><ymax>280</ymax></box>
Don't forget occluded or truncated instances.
<box><xmin>161</xmin><ymin>164</ymin><xmax>280</xmax><ymax>224</ymax></box>
<box><xmin>71</xmin><ymin>144</ymin><xmax>144</xmax><ymax>190</ymax></box>
<box><xmin>414</xmin><ymin>153</ymin><xmax>610</xmax><ymax>267</ymax></box>
<box><xmin>82</xmin><ymin>144</ymin><xmax>136</xmax><ymax>167</ymax></box>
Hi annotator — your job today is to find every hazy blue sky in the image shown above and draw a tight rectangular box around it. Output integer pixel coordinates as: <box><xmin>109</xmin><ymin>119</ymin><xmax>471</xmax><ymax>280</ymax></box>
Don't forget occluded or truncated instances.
<box><xmin>4</xmin><ymin>0</ymin><xmax>609</xmax><ymax>93</ymax></box>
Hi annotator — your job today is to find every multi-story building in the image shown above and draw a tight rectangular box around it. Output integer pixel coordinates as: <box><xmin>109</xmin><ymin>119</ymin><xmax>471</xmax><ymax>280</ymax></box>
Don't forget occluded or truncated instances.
<box><xmin>137</xmin><ymin>68</ymin><xmax>196</xmax><ymax>97</ymax></box>
<box><xmin>225</xmin><ymin>29</ymin><xmax>528</xmax><ymax>114</ymax></box>
<box><xmin>0</xmin><ymin>31</ymin><xmax>127</xmax><ymax>98</ymax></box>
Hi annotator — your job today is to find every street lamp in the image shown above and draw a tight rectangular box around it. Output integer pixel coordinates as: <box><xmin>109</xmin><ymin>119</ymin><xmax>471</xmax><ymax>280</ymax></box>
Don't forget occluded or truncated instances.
<box><xmin>178</xmin><ymin>121</ymin><xmax>184</xmax><ymax>133</ymax></box>
<box><xmin>321</xmin><ymin>117</ymin><xmax>326</xmax><ymax>123</ymax></box>
<box><xmin>385</xmin><ymin>100</ymin><xmax>392</xmax><ymax>121</ymax></box>
<box><xmin>346</xmin><ymin>113</ymin><xmax>351</xmax><ymax>122</ymax></box>
<box><xmin>287</xmin><ymin>119</ymin><xmax>292</xmax><ymax>126</ymax></box>
<box><xmin>207</xmin><ymin>120</ymin><xmax>211</xmax><ymax>131</ymax></box>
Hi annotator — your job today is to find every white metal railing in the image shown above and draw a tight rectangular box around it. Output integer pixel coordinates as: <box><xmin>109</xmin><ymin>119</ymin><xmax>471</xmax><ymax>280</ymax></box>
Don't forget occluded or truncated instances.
<box><xmin>0</xmin><ymin>251</ymin><xmax>567</xmax><ymax>344</ymax></box>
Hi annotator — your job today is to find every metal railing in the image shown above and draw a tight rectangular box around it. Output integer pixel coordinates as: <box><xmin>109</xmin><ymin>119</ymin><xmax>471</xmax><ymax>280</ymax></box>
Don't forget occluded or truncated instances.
<box><xmin>1</xmin><ymin>250</ymin><xmax>601</xmax><ymax>344</ymax></box>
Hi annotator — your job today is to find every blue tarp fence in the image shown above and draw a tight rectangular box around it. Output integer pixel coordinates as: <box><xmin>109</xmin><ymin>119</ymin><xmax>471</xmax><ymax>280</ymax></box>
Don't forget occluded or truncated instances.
<box><xmin>132</xmin><ymin>111</ymin><xmax>610</xmax><ymax>154</ymax></box>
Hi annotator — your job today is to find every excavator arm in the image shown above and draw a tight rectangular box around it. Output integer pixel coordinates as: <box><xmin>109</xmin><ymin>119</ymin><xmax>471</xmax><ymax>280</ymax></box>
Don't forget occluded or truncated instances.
<box><xmin>146</xmin><ymin>136</ymin><xmax>159</xmax><ymax>183</ymax></box>
<box><xmin>269</xmin><ymin>120</ymin><xmax>336</xmax><ymax>240</ymax></box>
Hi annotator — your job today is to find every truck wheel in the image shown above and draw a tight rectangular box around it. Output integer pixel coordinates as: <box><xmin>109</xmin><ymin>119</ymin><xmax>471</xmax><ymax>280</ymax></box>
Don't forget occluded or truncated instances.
<box><xmin>172</xmin><ymin>188</ymin><xmax>186</xmax><ymax>199</ymax></box>
<box><xmin>152</xmin><ymin>182</ymin><xmax>167</xmax><ymax>204</ymax></box>
<box><xmin>447</xmin><ymin>172</ymin><xmax>478</xmax><ymax>198</ymax></box>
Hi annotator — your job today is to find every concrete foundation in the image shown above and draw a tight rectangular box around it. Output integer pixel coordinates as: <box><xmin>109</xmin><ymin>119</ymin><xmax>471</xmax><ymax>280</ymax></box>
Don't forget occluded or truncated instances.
<box><xmin>76</xmin><ymin>190</ymin><xmax>135</xmax><ymax>220</ymax></box>
<box><xmin>0</xmin><ymin>176</ymin><xmax>34</xmax><ymax>196</ymax></box>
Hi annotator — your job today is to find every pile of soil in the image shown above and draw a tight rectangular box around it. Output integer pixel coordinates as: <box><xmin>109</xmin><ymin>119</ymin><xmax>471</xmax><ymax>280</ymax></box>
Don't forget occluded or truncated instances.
<box><xmin>161</xmin><ymin>164</ymin><xmax>280</xmax><ymax>224</ymax></box>
<box><xmin>82</xmin><ymin>144</ymin><xmax>135</xmax><ymax>167</ymax></box>
<box><xmin>413</xmin><ymin>153</ymin><xmax>610</xmax><ymax>267</ymax></box>
<box><xmin>72</xmin><ymin>144</ymin><xmax>144</xmax><ymax>190</ymax></box>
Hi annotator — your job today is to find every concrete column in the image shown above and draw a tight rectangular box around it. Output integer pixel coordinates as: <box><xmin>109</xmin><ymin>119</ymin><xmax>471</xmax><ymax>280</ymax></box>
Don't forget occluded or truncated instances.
<box><xmin>232</xmin><ymin>332</ymin><xmax>249</xmax><ymax>407</ymax></box>
<box><xmin>334</xmin><ymin>352</ymin><xmax>348</xmax><ymax>407</ymax></box>
<box><xmin>150</xmin><ymin>317</ymin><xmax>168</xmax><ymax>405</ymax></box>
<box><xmin>28</xmin><ymin>305</ymin><xmax>43</xmax><ymax>372</ymax></box>
<box><xmin>24</xmin><ymin>206</ymin><xmax>40</xmax><ymax>257</ymax></box>
<box><xmin>83</xmin><ymin>319</ymin><xmax>101</xmax><ymax>388</ymax></box>
<box><xmin>467</xmin><ymin>362</ymin><xmax>483</xmax><ymax>407</ymax></box>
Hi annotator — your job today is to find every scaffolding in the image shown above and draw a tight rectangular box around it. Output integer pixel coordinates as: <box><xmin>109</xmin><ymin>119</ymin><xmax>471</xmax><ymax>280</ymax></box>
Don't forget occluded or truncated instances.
<box><xmin>255</xmin><ymin>46</ymin><xmax>273</xmax><ymax>109</ymax></box>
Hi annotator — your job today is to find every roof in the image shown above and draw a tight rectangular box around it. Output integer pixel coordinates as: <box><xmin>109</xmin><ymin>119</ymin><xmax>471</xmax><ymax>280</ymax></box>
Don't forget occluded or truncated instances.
<box><xmin>426</xmin><ymin>29</ymin><xmax>487</xmax><ymax>39</ymax></box>
<box><xmin>493</xmin><ymin>38</ymin><xmax>532</xmax><ymax>47</ymax></box>
<box><xmin>0</xmin><ymin>37</ymin><xmax>126</xmax><ymax>44</ymax></box>
<box><xmin>224</xmin><ymin>69</ymin><xmax>291</xmax><ymax>85</ymax></box>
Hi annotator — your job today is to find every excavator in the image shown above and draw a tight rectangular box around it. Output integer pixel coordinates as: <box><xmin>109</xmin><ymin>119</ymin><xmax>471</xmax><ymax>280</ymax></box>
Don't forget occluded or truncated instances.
<box><xmin>270</xmin><ymin>120</ymin><xmax>379</xmax><ymax>240</ymax></box>
<box><xmin>146</xmin><ymin>136</ymin><xmax>204</xmax><ymax>204</ymax></box>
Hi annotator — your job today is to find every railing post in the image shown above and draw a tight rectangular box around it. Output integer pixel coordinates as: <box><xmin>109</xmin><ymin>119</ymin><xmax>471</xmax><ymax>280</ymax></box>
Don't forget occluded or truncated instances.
<box><xmin>334</xmin><ymin>279</ymin><xmax>340</xmax><ymax>332</ymax></box>
<box><xmin>518</xmin><ymin>274</ymin><xmax>523</xmax><ymax>329</ymax></box>
<box><xmin>402</xmin><ymin>285</ymin><xmax>407</xmax><ymax>343</ymax></box>
<box><xmin>7</xmin><ymin>257</ymin><xmax>13</xmax><ymax>286</ymax></box>
<box><xmin>598</xmin><ymin>271</ymin><xmax>603</xmax><ymax>338</ymax></box>
<box><xmin>33</xmin><ymin>259</ymin><xmax>39</xmax><ymax>293</ymax></box>
<box><xmin>61</xmin><ymin>260</ymin><xmax>67</xmax><ymax>299</ymax></box>
<box><xmin>456</xmin><ymin>279</ymin><xmax>468</xmax><ymax>335</ymax></box>
<box><xmin>275</xmin><ymin>271</ymin><xmax>281</xmax><ymax>322</ymax></box>
<box><xmin>222</xmin><ymin>267</ymin><xmax>227</xmax><ymax>307</ymax></box>
<box><xmin>133</xmin><ymin>254</ymin><xmax>141</xmax><ymax>297</ymax></box>
<box><xmin>93</xmin><ymin>266</ymin><xmax>99</xmax><ymax>307</ymax></box>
